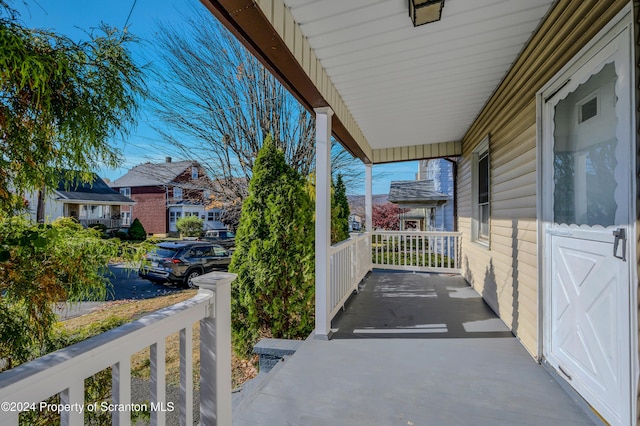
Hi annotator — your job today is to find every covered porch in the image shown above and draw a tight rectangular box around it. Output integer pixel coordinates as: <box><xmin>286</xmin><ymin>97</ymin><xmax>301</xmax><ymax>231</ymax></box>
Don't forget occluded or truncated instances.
<box><xmin>233</xmin><ymin>270</ymin><xmax>594</xmax><ymax>425</ymax></box>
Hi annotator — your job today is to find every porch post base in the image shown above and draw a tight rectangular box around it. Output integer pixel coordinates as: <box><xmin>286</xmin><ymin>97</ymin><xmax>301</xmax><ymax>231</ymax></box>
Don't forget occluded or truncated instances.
<box><xmin>313</xmin><ymin>329</ymin><xmax>334</xmax><ymax>341</ymax></box>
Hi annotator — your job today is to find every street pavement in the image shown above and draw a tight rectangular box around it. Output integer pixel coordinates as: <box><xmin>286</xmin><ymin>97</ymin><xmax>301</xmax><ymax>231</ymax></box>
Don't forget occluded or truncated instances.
<box><xmin>55</xmin><ymin>262</ymin><xmax>184</xmax><ymax>320</ymax></box>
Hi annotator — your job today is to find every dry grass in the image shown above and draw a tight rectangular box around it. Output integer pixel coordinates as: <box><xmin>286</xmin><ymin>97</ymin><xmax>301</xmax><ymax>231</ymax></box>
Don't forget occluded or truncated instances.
<box><xmin>60</xmin><ymin>291</ymin><xmax>258</xmax><ymax>389</ymax></box>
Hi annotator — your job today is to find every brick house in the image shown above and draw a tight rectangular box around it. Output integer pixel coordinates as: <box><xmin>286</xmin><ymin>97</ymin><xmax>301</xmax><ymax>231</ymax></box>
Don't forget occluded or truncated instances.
<box><xmin>110</xmin><ymin>158</ymin><xmax>225</xmax><ymax>236</ymax></box>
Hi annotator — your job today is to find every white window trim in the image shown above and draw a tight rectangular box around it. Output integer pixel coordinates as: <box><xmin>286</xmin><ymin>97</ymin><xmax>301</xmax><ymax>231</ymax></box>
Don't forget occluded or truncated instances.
<box><xmin>119</xmin><ymin>187</ymin><xmax>131</xmax><ymax>197</ymax></box>
<box><xmin>471</xmin><ymin>135</ymin><xmax>490</xmax><ymax>247</ymax></box>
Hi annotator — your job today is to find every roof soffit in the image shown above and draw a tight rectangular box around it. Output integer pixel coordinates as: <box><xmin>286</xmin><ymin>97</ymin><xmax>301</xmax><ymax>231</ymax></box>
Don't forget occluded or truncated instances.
<box><xmin>202</xmin><ymin>0</ymin><xmax>555</xmax><ymax>159</ymax></box>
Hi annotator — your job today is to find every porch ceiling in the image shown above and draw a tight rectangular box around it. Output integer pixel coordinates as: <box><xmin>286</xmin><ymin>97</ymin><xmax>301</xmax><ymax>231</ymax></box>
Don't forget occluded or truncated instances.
<box><xmin>202</xmin><ymin>0</ymin><xmax>555</xmax><ymax>161</ymax></box>
<box><xmin>284</xmin><ymin>0</ymin><xmax>553</xmax><ymax>149</ymax></box>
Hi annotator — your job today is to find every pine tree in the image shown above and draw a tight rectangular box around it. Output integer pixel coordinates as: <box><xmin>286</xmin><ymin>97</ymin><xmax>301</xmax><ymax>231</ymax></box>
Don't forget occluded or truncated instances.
<box><xmin>229</xmin><ymin>135</ymin><xmax>315</xmax><ymax>356</ymax></box>
<box><xmin>127</xmin><ymin>218</ymin><xmax>146</xmax><ymax>241</ymax></box>
<box><xmin>333</xmin><ymin>173</ymin><xmax>350</xmax><ymax>243</ymax></box>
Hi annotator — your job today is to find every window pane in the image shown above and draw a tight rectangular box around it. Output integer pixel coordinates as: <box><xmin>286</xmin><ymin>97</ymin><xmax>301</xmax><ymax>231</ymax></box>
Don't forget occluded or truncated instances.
<box><xmin>553</xmin><ymin>63</ymin><xmax>618</xmax><ymax>226</ymax></box>
<box><xmin>479</xmin><ymin>204</ymin><xmax>489</xmax><ymax>238</ymax></box>
<box><xmin>478</xmin><ymin>154</ymin><xmax>489</xmax><ymax>204</ymax></box>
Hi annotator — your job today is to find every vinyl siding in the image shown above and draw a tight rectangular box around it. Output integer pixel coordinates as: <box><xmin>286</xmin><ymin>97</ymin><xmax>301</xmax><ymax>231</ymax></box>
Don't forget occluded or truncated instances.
<box><xmin>458</xmin><ymin>0</ymin><xmax>629</xmax><ymax>358</ymax></box>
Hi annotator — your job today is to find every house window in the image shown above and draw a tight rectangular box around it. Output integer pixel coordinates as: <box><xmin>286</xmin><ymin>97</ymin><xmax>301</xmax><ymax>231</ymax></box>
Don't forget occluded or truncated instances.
<box><xmin>174</xmin><ymin>187</ymin><xmax>182</xmax><ymax>201</ymax></box>
<box><xmin>191</xmin><ymin>167</ymin><xmax>198</xmax><ymax>180</ymax></box>
<box><xmin>121</xmin><ymin>211</ymin><xmax>131</xmax><ymax>226</ymax></box>
<box><xmin>170</xmin><ymin>211</ymin><xmax>176</xmax><ymax>222</ymax></box>
<box><xmin>472</xmin><ymin>136</ymin><xmax>490</xmax><ymax>245</ymax></box>
<box><xmin>208</xmin><ymin>210</ymin><xmax>222</xmax><ymax>221</ymax></box>
<box><xmin>120</xmin><ymin>187</ymin><xmax>131</xmax><ymax>197</ymax></box>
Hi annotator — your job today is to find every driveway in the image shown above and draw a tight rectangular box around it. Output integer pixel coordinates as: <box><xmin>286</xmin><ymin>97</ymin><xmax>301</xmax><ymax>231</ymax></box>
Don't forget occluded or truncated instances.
<box><xmin>55</xmin><ymin>262</ymin><xmax>184</xmax><ymax>320</ymax></box>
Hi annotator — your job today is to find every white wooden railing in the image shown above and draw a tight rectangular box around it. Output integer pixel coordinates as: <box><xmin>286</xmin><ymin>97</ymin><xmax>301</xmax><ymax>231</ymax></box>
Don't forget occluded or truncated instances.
<box><xmin>0</xmin><ymin>272</ymin><xmax>234</xmax><ymax>426</ymax></box>
<box><xmin>371</xmin><ymin>230</ymin><xmax>462</xmax><ymax>273</ymax></box>
<box><xmin>327</xmin><ymin>231</ymin><xmax>462</xmax><ymax>322</ymax></box>
<box><xmin>328</xmin><ymin>233</ymin><xmax>372</xmax><ymax>319</ymax></box>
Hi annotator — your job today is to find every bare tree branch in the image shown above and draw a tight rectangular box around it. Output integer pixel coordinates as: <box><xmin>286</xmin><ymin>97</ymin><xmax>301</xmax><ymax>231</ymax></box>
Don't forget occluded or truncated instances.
<box><xmin>147</xmin><ymin>6</ymin><xmax>359</xmax><ymax>203</ymax></box>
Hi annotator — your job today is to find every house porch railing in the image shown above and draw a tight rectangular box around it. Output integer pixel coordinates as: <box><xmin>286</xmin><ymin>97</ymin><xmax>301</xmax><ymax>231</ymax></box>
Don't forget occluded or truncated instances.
<box><xmin>79</xmin><ymin>218</ymin><xmax>124</xmax><ymax>229</ymax></box>
<box><xmin>0</xmin><ymin>272</ymin><xmax>234</xmax><ymax>426</ymax></box>
<box><xmin>328</xmin><ymin>231</ymin><xmax>462</xmax><ymax>320</ymax></box>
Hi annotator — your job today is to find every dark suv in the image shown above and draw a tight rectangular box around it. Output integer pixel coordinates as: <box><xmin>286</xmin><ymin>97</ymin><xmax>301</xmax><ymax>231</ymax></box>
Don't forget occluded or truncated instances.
<box><xmin>202</xmin><ymin>229</ymin><xmax>235</xmax><ymax>250</ymax></box>
<box><xmin>139</xmin><ymin>241</ymin><xmax>232</xmax><ymax>288</ymax></box>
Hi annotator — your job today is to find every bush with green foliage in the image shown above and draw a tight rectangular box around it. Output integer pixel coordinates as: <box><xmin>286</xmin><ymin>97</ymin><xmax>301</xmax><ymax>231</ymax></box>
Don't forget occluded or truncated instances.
<box><xmin>176</xmin><ymin>215</ymin><xmax>203</xmax><ymax>237</ymax></box>
<box><xmin>229</xmin><ymin>136</ymin><xmax>315</xmax><ymax>356</ymax></box>
<box><xmin>88</xmin><ymin>223</ymin><xmax>108</xmax><ymax>233</ymax></box>
<box><xmin>127</xmin><ymin>218</ymin><xmax>146</xmax><ymax>241</ymax></box>
<box><xmin>0</xmin><ymin>216</ymin><xmax>147</xmax><ymax>369</ymax></box>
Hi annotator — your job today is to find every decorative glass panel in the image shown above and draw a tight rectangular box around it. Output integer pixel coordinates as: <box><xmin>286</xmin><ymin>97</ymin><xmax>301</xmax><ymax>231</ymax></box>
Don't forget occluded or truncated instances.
<box><xmin>553</xmin><ymin>63</ymin><xmax>618</xmax><ymax>227</ymax></box>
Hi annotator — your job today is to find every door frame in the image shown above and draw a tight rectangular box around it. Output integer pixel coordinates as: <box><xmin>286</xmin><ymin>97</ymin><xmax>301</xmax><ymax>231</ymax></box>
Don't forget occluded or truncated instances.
<box><xmin>536</xmin><ymin>4</ymin><xmax>637</xmax><ymax>425</ymax></box>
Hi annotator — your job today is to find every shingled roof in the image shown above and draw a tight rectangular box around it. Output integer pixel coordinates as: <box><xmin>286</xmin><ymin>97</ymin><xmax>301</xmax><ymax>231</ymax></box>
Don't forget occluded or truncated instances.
<box><xmin>110</xmin><ymin>160</ymin><xmax>196</xmax><ymax>187</ymax></box>
<box><xmin>55</xmin><ymin>174</ymin><xmax>134</xmax><ymax>204</ymax></box>
<box><xmin>388</xmin><ymin>180</ymin><xmax>449</xmax><ymax>209</ymax></box>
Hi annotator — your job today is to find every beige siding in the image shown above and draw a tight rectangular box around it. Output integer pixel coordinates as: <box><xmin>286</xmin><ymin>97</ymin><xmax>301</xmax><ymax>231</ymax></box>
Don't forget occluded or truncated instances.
<box><xmin>458</xmin><ymin>0</ymin><xmax>629</xmax><ymax>358</ymax></box>
<box><xmin>372</xmin><ymin>141</ymin><xmax>462</xmax><ymax>164</ymax></box>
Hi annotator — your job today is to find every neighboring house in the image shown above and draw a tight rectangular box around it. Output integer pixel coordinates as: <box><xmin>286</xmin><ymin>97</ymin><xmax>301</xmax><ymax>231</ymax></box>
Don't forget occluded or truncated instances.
<box><xmin>110</xmin><ymin>158</ymin><xmax>225</xmax><ymax>236</ymax></box>
<box><xmin>347</xmin><ymin>214</ymin><xmax>362</xmax><ymax>232</ymax></box>
<box><xmin>25</xmin><ymin>173</ymin><xmax>135</xmax><ymax>228</ymax></box>
<box><xmin>388</xmin><ymin>178</ymin><xmax>449</xmax><ymax>231</ymax></box>
<box><xmin>209</xmin><ymin>2</ymin><xmax>640</xmax><ymax>424</ymax></box>
<box><xmin>417</xmin><ymin>159</ymin><xmax>455</xmax><ymax>231</ymax></box>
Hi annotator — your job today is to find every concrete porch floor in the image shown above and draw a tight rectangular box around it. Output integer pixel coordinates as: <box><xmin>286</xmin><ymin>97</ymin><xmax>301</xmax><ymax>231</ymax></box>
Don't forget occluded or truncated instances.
<box><xmin>233</xmin><ymin>271</ymin><xmax>594</xmax><ymax>425</ymax></box>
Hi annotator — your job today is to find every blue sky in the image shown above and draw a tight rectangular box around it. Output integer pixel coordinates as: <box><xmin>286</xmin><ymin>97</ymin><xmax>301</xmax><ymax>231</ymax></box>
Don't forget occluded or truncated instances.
<box><xmin>12</xmin><ymin>0</ymin><xmax>418</xmax><ymax>195</ymax></box>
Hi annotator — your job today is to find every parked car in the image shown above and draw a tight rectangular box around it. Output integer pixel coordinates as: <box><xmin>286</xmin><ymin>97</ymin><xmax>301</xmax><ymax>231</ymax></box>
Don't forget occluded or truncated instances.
<box><xmin>202</xmin><ymin>229</ymin><xmax>235</xmax><ymax>250</ymax></box>
<box><xmin>139</xmin><ymin>241</ymin><xmax>231</xmax><ymax>288</ymax></box>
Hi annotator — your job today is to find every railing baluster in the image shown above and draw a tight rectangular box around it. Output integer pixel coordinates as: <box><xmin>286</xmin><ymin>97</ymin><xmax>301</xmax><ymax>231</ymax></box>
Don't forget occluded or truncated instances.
<box><xmin>0</xmin><ymin>287</ymin><xmax>225</xmax><ymax>426</ymax></box>
<box><xmin>369</xmin><ymin>231</ymin><xmax>461</xmax><ymax>273</ymax></box>
<box><xmin>112</xmin><ymin>357</ymin><xmax>132</xmax><ymax>426</ymax></box>
<box><xmin>60</xmin><ymin>380</ymin><xmax>84</xmax><ymax>426</ymax></box>
<box><xmin>180</xmin><ymin>326</ymin><xmax>193</xmax><ymax>426</ymax></box>
<box><xmin>150</xmin><ymin>340</ymin><xmax>166</xmax><ymax>426</ymax></box>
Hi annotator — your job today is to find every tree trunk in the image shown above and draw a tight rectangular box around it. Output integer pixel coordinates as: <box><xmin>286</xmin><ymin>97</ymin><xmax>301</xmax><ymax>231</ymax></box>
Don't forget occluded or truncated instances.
<box><xmin>36</xmin><ymin>186</ymin><xmax>45</xmax><ymax>223</ymax></box>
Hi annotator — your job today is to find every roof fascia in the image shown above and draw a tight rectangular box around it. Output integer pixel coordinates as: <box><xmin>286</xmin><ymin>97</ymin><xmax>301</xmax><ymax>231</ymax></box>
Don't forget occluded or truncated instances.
<box><xmin>200</xmin><ymin>0</ymin><xmax>372</xmax><ymax>163</ymax></box>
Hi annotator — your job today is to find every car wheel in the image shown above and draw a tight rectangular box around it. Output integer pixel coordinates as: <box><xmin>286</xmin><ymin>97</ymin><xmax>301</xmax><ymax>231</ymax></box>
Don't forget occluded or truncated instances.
<box><xmin>185</xmin><ymin>269</ymin><xmax>201</xmax><ymax>288</ymax></box>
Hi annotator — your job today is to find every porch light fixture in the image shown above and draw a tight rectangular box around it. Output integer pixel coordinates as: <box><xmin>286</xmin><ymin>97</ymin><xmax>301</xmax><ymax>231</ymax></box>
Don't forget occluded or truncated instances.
<box><xmin>408</xmin><ymin>0</ymin><xmax>445</xmax><ymax>27</ymax></box>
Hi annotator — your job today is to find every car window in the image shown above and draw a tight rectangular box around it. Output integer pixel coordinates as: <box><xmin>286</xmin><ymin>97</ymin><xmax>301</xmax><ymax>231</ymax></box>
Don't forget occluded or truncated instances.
<box><xmin>189</xmin><ymin>246</ymin><xmax>210</xmax><ymax>257</ymax></box>
<box><xmin>213</xmin><ymin>246</ymin><xmax>227</xmax><ymax>256</ymax></box>
<box><xmin>150</xmin><ymin>247</ymin><xmax>178</xmax><ymax>258</ymax></box>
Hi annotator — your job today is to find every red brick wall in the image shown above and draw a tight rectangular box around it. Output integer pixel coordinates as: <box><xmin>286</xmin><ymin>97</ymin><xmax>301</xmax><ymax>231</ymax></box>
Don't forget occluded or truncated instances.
<box><xmin>130</xmin><ymin>187</ymin><xmax>167</xmax><ymax>235</ymax></box>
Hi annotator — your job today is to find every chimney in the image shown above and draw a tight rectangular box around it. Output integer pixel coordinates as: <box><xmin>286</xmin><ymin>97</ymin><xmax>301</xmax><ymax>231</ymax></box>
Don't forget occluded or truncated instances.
<box><xmin>165</xmin><ymin>157</ymin><xmax>172</xmax><ymax>163</ymax></box>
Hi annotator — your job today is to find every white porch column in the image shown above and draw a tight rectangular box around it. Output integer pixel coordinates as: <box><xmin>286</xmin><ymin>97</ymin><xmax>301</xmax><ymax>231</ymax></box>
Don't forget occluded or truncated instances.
<box><xmin>365</xmin><ymin>164</ymin><xmax>373</xmax><ymax>231</ymax></box>
<box><xmin>314</xmin><ymin>107</ymin><xmax>333</xmax><ymax>339</ymax></box>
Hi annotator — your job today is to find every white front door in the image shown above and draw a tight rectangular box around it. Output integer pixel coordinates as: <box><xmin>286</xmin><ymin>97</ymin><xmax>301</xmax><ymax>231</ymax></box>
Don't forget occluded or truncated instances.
<box><xmin>542</xmin><ymin>18</ymin><xmax>633</xmax><ymax>426</ymax></box>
